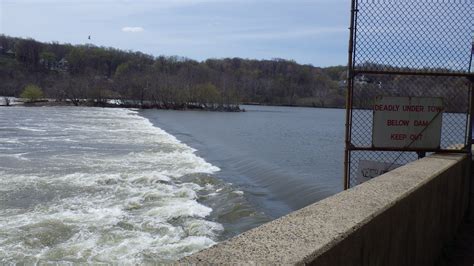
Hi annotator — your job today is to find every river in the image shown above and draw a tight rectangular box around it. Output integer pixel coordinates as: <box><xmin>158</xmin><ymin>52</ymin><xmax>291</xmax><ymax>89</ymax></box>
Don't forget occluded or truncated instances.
<box><xmin>0</xmin><ymin>105</ymin><xmax>344</xmax><ymax>263</ymax></box>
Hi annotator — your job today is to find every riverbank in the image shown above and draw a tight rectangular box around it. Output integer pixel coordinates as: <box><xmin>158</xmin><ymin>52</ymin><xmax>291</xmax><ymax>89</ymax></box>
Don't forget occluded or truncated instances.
<box><xmin>0</xmin><ymin>98</ymin><xmax>243</xmax><ymax>112</ymax></box>
<box><xmin>2</xmin><ymin>96</ymin><xmax>349</xmax><ymax>111</ymax></box>
<box><xmin>2</xmin><ymin>97</ymin><xmax>348</xmax><ymax>112</ymax></box>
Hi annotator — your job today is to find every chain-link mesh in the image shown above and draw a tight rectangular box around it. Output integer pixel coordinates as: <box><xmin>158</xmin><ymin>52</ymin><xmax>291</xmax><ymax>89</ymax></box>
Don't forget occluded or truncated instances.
<box><xmin>345</xmin><ymin>0</ymin><xmax>474</xmax><ymax>188</ymax></box>
<box><xmin>354</xmin><ymin>0</ymin><xmax>473</xmax><ymax>74</ymax></box>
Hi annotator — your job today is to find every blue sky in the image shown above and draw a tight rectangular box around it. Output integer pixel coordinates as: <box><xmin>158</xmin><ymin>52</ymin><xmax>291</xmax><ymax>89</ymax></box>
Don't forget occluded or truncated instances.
<box><xmin>0</xmin><ymin>0</ymin><xmax>351</xmax><ymax>66</ymax></box>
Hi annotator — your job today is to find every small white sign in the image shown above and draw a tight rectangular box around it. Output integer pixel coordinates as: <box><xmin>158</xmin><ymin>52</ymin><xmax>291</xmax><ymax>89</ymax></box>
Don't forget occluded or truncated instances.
<box><xmin>372</xmin><ymin>96</ymin><xmax>443</xmax><ymax>149</ymax></box>
<box><xmin>356</xmin><ymin>160</ymin><xmax>402</xmax><ymax>185</ymax></box>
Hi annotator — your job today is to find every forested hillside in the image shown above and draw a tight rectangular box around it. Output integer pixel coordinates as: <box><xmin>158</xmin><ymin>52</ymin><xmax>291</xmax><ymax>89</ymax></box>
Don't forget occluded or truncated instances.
<box><xmin>0</xmin><ymin>35</ymin><xmax>347</xmax><ymax>109</ymax></box>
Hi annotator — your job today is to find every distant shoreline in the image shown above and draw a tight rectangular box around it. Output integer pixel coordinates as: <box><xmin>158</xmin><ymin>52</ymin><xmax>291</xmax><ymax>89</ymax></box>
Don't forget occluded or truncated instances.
<box><xmin>0</xmin><ymin>99</ymin><xmax>346</xmax><ymax>111</ymax></box>
<box><xmin>0</xmin><ymin>97</ymin><xmax>345</xmax><ymax>112</ymax></box>
<box><xmin>0</xmin><ymin>99</ymin><xmax>244</xmax><ymax>112</ymax></box>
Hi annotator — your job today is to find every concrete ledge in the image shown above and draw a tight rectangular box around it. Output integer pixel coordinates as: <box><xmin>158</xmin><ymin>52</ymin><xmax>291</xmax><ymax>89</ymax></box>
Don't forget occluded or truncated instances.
<box><xmin>181</xmin><ymin>153</ymin><xmax>470</xmax><ymax>265</ymax></box>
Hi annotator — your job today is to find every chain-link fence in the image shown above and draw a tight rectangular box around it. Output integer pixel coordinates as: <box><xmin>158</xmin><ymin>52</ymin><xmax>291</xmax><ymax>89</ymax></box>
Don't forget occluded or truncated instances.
<box><xmin>344</xmin><ymin>0</ymin><xmax>474</xmax><ymax>189</ymax></box>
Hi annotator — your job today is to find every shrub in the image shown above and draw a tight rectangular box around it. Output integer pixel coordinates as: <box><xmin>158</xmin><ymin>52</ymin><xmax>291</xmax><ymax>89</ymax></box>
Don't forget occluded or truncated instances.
<box><xmin>20</xmin><ymin>84</ymin><xmax>43</xmax><ymax>102</ymax></box>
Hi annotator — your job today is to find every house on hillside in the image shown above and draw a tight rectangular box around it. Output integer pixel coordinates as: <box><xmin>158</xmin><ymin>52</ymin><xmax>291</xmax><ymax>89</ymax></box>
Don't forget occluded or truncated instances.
<box><xmin>354</xmin><ymin>75</ymin><xmax>370</xmax><ymax>85</ymax></box>
<box><xmin>352</xmin><ymin>75</ymin><xmax>383</xmax><ymax>88</ymax></box>
<box><xmin>6</xmin><ymin>49</ymin><xmax>15</xmax><ymax>57</ymax></box>
<box><xmin>56</xmin><ymin>58</ymin><xmax>69</xmax><ymax>72</ymax></box>
<box><xmin>338</xmin><ymin>80</ymin><xmax>347</xmax><ymax>88</ymax></box>
<box><xmin>46</xmin><ymin>58</ymin><xmax>69</xmax><ymax>72</ymax></box>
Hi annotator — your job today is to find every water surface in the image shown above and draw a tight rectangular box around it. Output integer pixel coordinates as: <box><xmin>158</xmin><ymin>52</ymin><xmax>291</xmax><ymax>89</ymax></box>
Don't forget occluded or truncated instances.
<box><xmin>141</xmin><ymin>105</ymin><xmax>345</xmax><ymax>218</ymax></box>
<box><xmin>0</xmin><ymin>105</ymin><xmax>344</xmax><ymax>263</ymax></box>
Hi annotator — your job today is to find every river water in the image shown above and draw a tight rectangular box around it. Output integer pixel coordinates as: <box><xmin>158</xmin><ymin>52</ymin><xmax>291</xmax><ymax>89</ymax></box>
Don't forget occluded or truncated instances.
<box><xmin>0</xmin><ymin>105</ymin><xmax>344</xmax><ymax>263</ymax></box>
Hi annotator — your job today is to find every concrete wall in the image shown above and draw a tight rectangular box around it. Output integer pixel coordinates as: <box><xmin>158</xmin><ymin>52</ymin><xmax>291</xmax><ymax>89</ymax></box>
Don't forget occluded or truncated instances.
<box><xmin>181</xmin><ymin>153</ymin><xmax>470</xmax><ymax>265</ymax></box>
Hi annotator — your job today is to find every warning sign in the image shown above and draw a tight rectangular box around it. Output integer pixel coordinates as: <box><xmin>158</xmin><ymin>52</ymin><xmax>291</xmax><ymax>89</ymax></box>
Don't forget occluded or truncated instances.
<box><xmin>372</xmin><ymin>96</ymin><xmax>443</xmax><ymax>149</ymax></box>
<box><xmin>356</xmin><ymin>160</ymin><xmax>402</xmax><ymax>185</ymax></box>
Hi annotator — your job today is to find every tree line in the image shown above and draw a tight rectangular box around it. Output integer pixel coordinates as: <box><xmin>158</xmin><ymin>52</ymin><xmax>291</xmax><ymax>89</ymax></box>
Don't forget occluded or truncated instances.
<box><xmin>0</xmin><ymin>35</ymin><xmax>347</xmax><ymax>110</ymax></box>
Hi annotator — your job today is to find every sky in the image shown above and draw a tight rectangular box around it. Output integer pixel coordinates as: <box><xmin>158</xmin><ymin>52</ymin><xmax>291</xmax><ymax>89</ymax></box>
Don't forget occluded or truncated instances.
<box><xmin>0</xmin><ymin>0</ymin><xmax>351</xmax><ymax>66</ymax></box>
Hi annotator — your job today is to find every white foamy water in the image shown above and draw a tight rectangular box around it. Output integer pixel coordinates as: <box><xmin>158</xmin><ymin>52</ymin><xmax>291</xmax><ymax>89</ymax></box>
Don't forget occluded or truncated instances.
<box><xmin>0</xmin><ymin>107</ymin><xmax>241</xmax><ymax>264</ymax></box>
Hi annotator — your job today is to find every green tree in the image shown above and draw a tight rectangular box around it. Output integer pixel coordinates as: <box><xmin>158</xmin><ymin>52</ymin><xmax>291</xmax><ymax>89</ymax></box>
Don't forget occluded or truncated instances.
<box><xmin>194</xmin><ymin>83</ymin><xmax>219</xmax><ymax>107</ymax></box>
<box><xmin>20</xmin><ymin>84</ymin><xmax>43</xmax><ymax>102</ymax></box>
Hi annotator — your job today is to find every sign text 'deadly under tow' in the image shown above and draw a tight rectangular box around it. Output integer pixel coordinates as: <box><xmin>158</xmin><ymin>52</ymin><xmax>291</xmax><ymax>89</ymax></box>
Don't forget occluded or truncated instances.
<box><xmin>372</xmin><ymin>96</ymin><xmax>444</xmax><ymax>149</ymax></box>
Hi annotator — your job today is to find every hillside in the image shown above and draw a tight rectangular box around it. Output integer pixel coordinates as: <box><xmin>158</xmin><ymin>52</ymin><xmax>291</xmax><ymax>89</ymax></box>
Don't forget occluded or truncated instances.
<box><xmin>0</xmin><ymin>35</ymin><xmax>347</xmax><ymax>109</ymax></box>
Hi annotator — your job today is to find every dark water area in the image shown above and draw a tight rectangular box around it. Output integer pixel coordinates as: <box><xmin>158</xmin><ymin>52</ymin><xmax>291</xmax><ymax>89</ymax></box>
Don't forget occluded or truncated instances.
<box><xmin>140</xmin><ymin>105</ymin><xmax>345</xmax><ymax>220</ymax></box>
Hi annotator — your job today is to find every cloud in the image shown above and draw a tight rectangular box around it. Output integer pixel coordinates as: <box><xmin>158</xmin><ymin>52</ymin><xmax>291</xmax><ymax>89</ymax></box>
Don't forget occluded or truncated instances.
<box><xmin>122</xmin><ymin>26</ymin><xmax>144</xmax><ymax>33</ymax></box>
